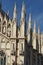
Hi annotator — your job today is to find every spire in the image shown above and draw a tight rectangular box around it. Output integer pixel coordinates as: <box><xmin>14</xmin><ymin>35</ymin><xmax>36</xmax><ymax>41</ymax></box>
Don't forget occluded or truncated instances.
<box><xmin>21</xmin><ymin>2</ymin><xmax>26</xmax><ymax>19</ymax></box>
<box><xmin>38</xmin><ymin>27</ymin><xmax>40</xmax><ymax>34</ymax></box>
<box><xmin>28</xmin><ymin>13</ymin><xmax>32</xmax><ymax>31</ymax></box>
<box><xmin>22</xmin><ymin>2</ymin><xmax>25</xmax><ymax>12</ymax></box>
<box><xmin>27</xmin><ymin>13</ymin><xmax>32</xmax><ymax>46</ymax></box>
<box><xmin>33</xmin><ymin>20</ymin><xmax>36</xmax><ymax>33</ymax></box>
<box><xmin>13</xmin><ymin>3</ymin><xmax>17</xmax><ymax>20</ymax></box>
<box><xmin>32</xmin><ymin>20</ymin><xmax>36</xmax><ymax>50</ymax></box>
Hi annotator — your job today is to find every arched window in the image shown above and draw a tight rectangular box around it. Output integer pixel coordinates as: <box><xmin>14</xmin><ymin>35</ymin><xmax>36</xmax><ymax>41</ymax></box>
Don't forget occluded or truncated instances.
<box><xmin>2</xmin><ymin>21</ymin><xmax>6</xmax><ymax>34</ymax></box>
<box><xmin>0</xmin><ymin>50</ymin><xmax>6</xmax><ymax>65</ymax></box>
<box><xmin>7</xmin><ymin>23</ymin><xmax>11</xmax><ymax>37</ymax></box>
<box><xmin>0</xmin><ymin>19</ymin><xmax>1</xmax><ymax>32</ymax></box>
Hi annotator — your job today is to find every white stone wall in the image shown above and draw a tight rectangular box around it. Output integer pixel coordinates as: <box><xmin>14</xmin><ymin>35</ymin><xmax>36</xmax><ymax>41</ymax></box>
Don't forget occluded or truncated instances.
<box><xmin>41</xmin><ymin>33</ymin><xmax>43</xmax><ymax>54</ymax></box>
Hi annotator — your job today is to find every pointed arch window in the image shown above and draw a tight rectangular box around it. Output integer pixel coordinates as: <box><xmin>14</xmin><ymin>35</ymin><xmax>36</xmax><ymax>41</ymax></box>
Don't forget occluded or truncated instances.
<box><xmin>7</xmin><ymin>24</ymin><xmax>11</xmax><ymax>37</ymax></box>
<box><xmin>2</xmin><ymin>21</ymin><xmax>6</xmax><ymax>34</ymax></box>
<box><xmin>0</xmin><ymin>50</ymin><xmax>6</xmax><ymax>65</ymax></box>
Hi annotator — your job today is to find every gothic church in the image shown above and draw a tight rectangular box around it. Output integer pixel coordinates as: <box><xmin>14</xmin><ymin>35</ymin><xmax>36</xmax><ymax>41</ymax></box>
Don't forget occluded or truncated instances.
<box><xmin>0</xmin><ymin>2</ymin><xmax>43</xmax><ymax>65</ymax></box>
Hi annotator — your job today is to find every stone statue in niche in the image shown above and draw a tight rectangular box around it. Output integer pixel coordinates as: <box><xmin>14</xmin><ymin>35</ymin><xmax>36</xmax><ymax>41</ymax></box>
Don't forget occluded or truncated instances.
<box><xmin>7</xmin><ymin>31</ymin><xmax>11</xmax><ymax>37</ymax></box>
<box><xmin>1</xmin><ymin>37</ymin><xmax>5</xmax><ymax>43</ymax></box>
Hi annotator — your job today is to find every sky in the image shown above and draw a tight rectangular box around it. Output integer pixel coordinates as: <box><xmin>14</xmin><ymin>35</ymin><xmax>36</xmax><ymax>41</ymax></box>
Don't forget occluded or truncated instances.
<box><xmin>0</xmin><ymin>0</ymin><xmax>43</xmax><ymax>33</ymax></box>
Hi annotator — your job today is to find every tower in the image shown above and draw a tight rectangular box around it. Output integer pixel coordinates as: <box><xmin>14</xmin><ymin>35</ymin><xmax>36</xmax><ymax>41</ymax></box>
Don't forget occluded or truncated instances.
<box><xmin>17</xmin><ymin>2</ymin><xmax>26</xmax><ymax>65</ymax></box>
<box><xmin>11</xmin><ymin>3</ymin><xmax>17</xmax><ymax>65</ymax></box>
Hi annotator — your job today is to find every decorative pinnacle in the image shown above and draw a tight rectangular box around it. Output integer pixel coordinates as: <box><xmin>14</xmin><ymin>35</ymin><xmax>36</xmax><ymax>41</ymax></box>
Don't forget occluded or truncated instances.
<box><xmin>29</xmin><ymin>13</ymin><xmax>32</xmax><ymax>22</ymax></box>
<box><xmin>28</xmin><ymin>13</ymin><xmax>32</xmax><ymax>30</ymax></box>
<box><xmin>13</xmin><ymin>3</ymin><xmax>17</xmax><ymax>20</ymax></box>
<box><xmin>38</xmin><ymin>27</ymin><xmax>40</xmax><ymax>34</ymax></box>
<box><xmin>22</xmin><ymin>1</ymin><xmax>25</xmax><ymax>12</ymax></box>
<box><xmin>14</xmin><ymin>3</ymin><xmax>16</xmax><ymax>12</ymax></box>
<box><xmin>34</xmin><ymin>20</ymin><xmax>36</xmax><ymax>33</ymax></box>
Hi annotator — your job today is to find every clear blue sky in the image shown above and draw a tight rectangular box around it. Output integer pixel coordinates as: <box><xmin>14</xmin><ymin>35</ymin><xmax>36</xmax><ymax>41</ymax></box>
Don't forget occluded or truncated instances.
<box><xmin>0</xmin><ymin>0</ymin><xmax>43</xmax><ymax>32</ymax></box>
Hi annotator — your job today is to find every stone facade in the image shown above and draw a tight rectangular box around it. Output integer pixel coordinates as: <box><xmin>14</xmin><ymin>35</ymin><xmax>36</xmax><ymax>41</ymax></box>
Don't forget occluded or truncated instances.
<box><xmin>0</xmin><ymin>2</ymin><xmax>43</xmax><ymax>65</ymax></box>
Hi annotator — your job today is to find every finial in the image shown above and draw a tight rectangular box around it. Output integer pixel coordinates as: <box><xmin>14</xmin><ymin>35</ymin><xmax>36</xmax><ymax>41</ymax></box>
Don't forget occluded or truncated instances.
<box><xmin>21</xmin><ymin>2</ymin><xmax>26</xmax><ymax>19</ymax></box>
<box><xmin>14</xmin><ymin>2</ymin><xmax>16</xmax><ymax>12</ymax></box>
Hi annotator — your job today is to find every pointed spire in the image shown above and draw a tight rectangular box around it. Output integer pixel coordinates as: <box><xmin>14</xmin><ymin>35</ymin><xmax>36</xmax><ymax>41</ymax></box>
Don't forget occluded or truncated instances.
<box><xmin>38</xmin><ymin>27</ymin><xmax>40</xmax><ymax>34</ymax></box>
<box><xmin>13</xmin><ymin>3</ymin><xmax>17</xmax><ymax>20</ymax></box>
<box><xmin>33</xmin><ymin>20</ymin><xmax>36</xmax><ymax>33</ymax></box>
<box><xmin>28</xmin><ymin>13</ymin><xmax>32</xmax><ymax>30</ymax></box>
<box><xmin>22</xmin><ymin>2</ymin><xmax>25</xmax><ymax>12</ymax></box>
<box><xmin>27</xmin><ymin>13</ymin><xmax>32</xmax><ymax>45</ymax></box>
<box><xmin>14</xmin><ymin>3</ymin><xmax>16</xmax><ymax>12</ymax></box>
<box><xmin>21</xmin><ymin>2</ymin><xmax>26</xmax><ymax>19</ymax></box>
<box><xmin>29</xmin><ymin>13</ymin><xmax>32</xmax><ymax>22</ymax></box>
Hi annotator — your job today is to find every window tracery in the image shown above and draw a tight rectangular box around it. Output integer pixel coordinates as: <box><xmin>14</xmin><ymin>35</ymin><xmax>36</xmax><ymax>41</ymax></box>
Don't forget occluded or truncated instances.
<box><xmin>2</xmin><ymin>21</ymin><xmax>6</xmax><ymax>34</ymax></box>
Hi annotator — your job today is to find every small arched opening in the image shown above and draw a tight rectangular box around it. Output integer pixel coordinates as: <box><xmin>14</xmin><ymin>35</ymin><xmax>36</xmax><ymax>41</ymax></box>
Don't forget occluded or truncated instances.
<box><xmin>0</xmin><ymin>50</ymin><xmax>6</xmax><ymax>65</ymax></box>
<box><xmin>7</xmin><ymin>23</ymin><xmax>11</xmax><ymax>37</ymax></box>
<box><xmin>2</xmin><ymin>21</ymin><xmax>6</xmax><ymax>34</ymax></box>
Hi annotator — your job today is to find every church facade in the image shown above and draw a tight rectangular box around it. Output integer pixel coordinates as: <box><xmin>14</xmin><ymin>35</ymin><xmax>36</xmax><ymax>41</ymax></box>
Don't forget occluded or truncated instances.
<box><xmin>0</xmin><ymin>3</ymin><xmax>43</xmax><ymax>65</ymax></box>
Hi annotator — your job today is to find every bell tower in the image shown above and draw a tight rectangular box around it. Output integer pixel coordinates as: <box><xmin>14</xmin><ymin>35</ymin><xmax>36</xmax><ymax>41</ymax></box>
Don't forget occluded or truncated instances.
<box><xmin>17</xmin><ymin>2</ymin><xmax>26</xmax><ymax>65</ymax></box>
